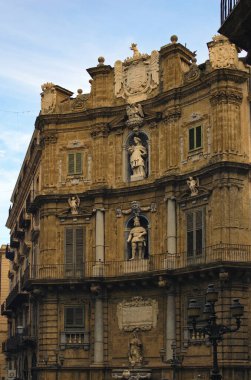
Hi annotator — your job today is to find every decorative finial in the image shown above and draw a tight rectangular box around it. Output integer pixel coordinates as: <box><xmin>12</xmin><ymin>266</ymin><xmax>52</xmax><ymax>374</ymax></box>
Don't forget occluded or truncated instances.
<box><xmin>77</xmin><ymin>89</ymin><xmax>83</xmax><ymax>95</ymax></box>
<box><xmin>170</xmin><ymin>35</ymin><xmax>178</xmax><ymax>44</ymax></box>
<box><xmin>97</xmin><ymin>56</ymin><xmax>105</xmax><ymax>66</ymax></box>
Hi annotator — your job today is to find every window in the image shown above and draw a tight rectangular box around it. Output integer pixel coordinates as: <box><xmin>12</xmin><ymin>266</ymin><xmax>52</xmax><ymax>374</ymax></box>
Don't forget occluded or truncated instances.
<box><xmin>65</xmin><ymin>227</ymin><xmax>85</xmax><ymax>276</ymax></box>
<box><xmin>64</xmin><ymin>307</ymin><xmax>84</xmax><ymax>330</ymax></box>
<box><xmin>187</xmin><ymin>209</ymin><xmax>204</xmax><ymax>257</ymax></box>
<box><xmin>68</xmin><ymin>152</ymin><xmax>82</xmax><ymax>175</ymax></box>
<box><xmin>189</xmin><ymin>126</ymin><xmax>202</xmax><ymax>151</ymax></box>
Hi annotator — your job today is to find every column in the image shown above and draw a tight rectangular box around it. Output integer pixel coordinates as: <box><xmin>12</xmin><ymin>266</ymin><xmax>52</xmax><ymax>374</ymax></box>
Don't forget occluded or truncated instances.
<box><xmin>167</xmin><ymin>197</ymin><xmax>176</xmax><ymax>254</ymax></box>
<box><xmin>94</xmin><ymin>295</ymin><xmax>104</xmax><ymax>364</ymax></box>
<box><xmin>166</xmin><ymin>289</ymin><xmax>176</xmax><ymax>361</ymax></box>
<box><xmin>95</xmin><ymin>208</ymin><xmax>105</xmax><ymax>262</ymax></box>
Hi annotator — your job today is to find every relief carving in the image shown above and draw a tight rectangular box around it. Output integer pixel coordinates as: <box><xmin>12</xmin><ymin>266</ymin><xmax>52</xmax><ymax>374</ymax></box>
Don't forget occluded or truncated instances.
<box><xmin>117</xmin><ymin>297</ymin><xmax>158</xmax><ymax>332</ymax></box>
<box><xmin>41</xmin><ymin>82</ymin><xmax>56</xmax><ymax>114</ymax></box>
<box><xmin>114</xmin><ymin>44</ymin><xmax>159</xmax><ymax>103</ymax></box>
<box><xmin>208</xmin><ymin>34</ymin><xmax>238</xmax><ymax>69</ymax></box>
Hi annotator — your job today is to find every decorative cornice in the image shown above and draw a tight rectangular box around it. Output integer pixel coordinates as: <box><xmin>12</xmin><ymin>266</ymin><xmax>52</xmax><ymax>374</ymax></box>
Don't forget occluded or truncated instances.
<box><xmin>163</xmin><ymin>106</ymin><xmax>181</xmax><ymax>123</ymax></box>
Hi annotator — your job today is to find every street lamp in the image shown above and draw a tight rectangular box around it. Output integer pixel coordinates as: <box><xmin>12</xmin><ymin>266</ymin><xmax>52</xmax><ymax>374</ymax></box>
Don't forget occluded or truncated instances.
<box><xmin>188</xmin><ymin>284</ymin><xmax>244</xmax><ymax>380</ymax></box>
<box><xmin>169</xmin><ymin>341</ymin><xmax>183</xmax><ymax>380</ymax></box>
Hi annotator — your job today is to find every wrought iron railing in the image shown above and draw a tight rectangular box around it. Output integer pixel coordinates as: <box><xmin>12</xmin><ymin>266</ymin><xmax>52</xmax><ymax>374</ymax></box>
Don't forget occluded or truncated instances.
<box><xmin>21</xmin><ymin>244</ymin><xmax>251</xmax><ymax>281</ymax></box>
<box><xmin>221</xmin><ymin>0</ymin><xmax>240</xmax><ymax>24</ymax></box>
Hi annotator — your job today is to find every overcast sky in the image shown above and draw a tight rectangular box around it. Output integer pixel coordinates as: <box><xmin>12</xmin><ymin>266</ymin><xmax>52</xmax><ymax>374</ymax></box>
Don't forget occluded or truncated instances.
<box><xmin>0</xmin><ymin>0</ymin><xmax>221</xmax><ymax>243</ymax></box>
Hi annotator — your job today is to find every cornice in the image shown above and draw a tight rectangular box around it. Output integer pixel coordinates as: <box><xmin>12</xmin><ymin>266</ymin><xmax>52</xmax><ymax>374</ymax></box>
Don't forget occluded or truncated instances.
<box><xmin>34</xmin><ymin>68</ymin><xmax>249</xmax><ymax>130</ymax></box>
<box><xmin>24</xmin><ymin>161</ymin><xmax>250</xmax><ymax>211</ymax></box>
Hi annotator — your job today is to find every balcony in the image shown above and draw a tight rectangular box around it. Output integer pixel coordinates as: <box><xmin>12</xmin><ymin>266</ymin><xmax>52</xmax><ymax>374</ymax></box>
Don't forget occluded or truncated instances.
<box><xmin>220</xmin><ymin>0</ymin><xmax>240</xmax><ymax>23</ymax></box>
<box><xmin>22</xmin><ymin>325</ymin><xmax>37</xmax><ymax>347</ymax></box>
<box><xmin>60</xmin><ymin>330</ymin><xmax>89</xmax><ymax>350</ymax></box>
<box><xmin>219</xmin><ymin>0</ymin><xmax>251</xmax><ymax>63</ymax></box>
<box><xmin>5</xmin><ymin>282</ymin><xmax>29</xmax><ymax>309</ymax></box>
<box><xmin>1</xmin><ymin>301</ymin><xmax>12</xmax><ymax>317</ymax></box>
<box><xmin>3</xmin><ymin>335</ymin><xmax>23</xmax><ymax>353</ymax></box>
<box><xmin>26</xmin><ymin>190</ymin><xmax>39</xmax><ymax>214</ymax></box>
<box><xmin>21</xmin><ymin>244</ymin><xmax>251</xmax><ymax>283</ymax></box>
<box><xmin>19</xmin><ymin>209</ymin><xmax>31</xmax><ymax>229</ymax></box>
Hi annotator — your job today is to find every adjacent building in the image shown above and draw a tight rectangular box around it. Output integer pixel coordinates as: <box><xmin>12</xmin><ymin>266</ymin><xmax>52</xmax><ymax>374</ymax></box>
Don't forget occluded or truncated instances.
<box><xmin>0</xmin><ymin>245</ymin><xmax>10</xmax><ymax>380</ymax></box>
<box><xmin>1</xmin><ymin>34</ymin><xmax>251</xmax><ymax>380</ymax></box>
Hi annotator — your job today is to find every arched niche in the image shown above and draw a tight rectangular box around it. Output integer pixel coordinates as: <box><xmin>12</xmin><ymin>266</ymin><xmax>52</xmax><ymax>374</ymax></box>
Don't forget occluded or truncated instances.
<box><xmin>123</xmin><ymin>132</ymin><xmax>150</xmax><ymax>182</ymax></box>
<box><xmin>124</xmin><ymin>215</ymin><xmax>150</xmax><ymax>260</ymax></box>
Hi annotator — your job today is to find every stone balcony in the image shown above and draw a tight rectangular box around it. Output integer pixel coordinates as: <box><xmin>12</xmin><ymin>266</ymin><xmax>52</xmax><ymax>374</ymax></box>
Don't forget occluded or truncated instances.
<box><xmin>21</xmin><ymin>243</ymin><xmax>251</xmax><ymax>283</ymax></box>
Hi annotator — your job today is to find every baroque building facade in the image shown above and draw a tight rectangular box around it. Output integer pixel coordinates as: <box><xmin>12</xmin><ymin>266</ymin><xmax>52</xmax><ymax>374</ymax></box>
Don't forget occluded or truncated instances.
<box><xmin>1</xmin><ymin>35</ymin><xmax>251</xmax><ymax>380</ymax></box>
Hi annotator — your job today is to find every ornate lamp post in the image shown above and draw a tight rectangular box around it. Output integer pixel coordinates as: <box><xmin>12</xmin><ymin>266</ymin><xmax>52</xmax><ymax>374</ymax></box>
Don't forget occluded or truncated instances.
<box><xmin>169</xmin><ymin>341</ymin><xmax>183</xmax><ymax>380</ymax></box>
<box><xmin>188</xmin><ymin>284</ymin><xmax>244</xmax><ymax>380</ymax></box>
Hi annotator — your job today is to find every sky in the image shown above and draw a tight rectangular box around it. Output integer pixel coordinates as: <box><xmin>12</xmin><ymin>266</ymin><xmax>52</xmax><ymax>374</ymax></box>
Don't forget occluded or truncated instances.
<box><xmin>0</xmin><ymin>0</ymin><xmax>221</xmax><ymax>243</ymax></box>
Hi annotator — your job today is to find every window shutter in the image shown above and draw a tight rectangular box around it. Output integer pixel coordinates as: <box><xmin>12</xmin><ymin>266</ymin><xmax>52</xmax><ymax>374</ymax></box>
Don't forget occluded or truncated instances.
<box><xmin>75</xmin><ymin>153</ymin><xmax>82</xmax><ymax>174</ymax></box>
<box><xmin>195</xmin><ymin>210</ymin><xmax>203</xmax><ymax>255</ymax></box>
<box><xmin>75</xmin><ymin>227</ymin><xmax>84</xmax><ymax>267</ymax></box>
<box><xmin>65</xmin><ymin>228</ymin><xmax>74</xmax><ymax>265</ymax></box>
<box><xmin>196</xmin><ymin>126</ymin><xmax>202</xmax><ymax>148</ymax></box>
<box><xmin>189</xmin><ymin>129</ymin><xmax>194</xmax><ymax>150</ymax></box>
<box><xmin>65</xmin><ymin>308</ymin><xmax>74</xmax><ymax>326</ymax></box>
<box><xmin>187</xmin><ymin>213</ymin><xmax>194</xmax><ymax>257</ymax></box>
<box><xmin>68</xmin><ymin>153</ymin><xmax>75</xmax><ymax>175</ymax></box>
<box><xmin>75</xmin><ymin>307</ymin><xmax>84</xmax><ymax>326</ymax></box>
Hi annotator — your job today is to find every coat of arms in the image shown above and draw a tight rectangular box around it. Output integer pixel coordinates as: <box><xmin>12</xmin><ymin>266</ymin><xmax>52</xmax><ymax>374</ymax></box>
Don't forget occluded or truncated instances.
<box><xmin>114</xmin><ymin>44</ymin><xmax>159</xmax><ymax>103</ymax></box>
<box><xmin>208</xmin><ymin>34</ymin><xmax>238</xmax><ymax>69</ymax></box>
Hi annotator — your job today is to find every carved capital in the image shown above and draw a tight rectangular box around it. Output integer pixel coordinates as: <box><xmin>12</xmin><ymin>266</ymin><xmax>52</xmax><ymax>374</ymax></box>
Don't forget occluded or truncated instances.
<box><xmin>210</xmin><ymin>90</ymin><xmax>243</xmax><ymax>106</ymax></box>
<box><xmin>41</xmin><ymin>132</ymin><xmax>58</xmax><ymax>147</ymax></box>
<box><xmin>90</xmin><ymin>123</ymin><xmax>110</xmax><ymax>139</ymax></box>
<box><xmin>163</xmin><ymin>106</ymin><xmax>181</xmax><ymax>123</ymax></box>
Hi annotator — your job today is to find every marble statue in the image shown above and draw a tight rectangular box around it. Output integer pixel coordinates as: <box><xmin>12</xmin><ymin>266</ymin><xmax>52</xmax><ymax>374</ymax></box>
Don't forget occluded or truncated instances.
<box><xmin>68</xmin><ymin>195</ymin><xmax>80</xmax><ymax>214</ymax></box>
<box><xmin>127</xmin><ymin>217</ymin><xmax>147</xmax><ymax>260</ymax></box>
<box><xmin>128</xmin><ymin>137</ymin><xmax>147</xmax><ymax>180</ymax></box>
<box><xmin>129</xmin><ymin>330</ymin><xmax>143</xmax><ymax>366</ymax></box>
<box><xmin>187</xmin><ymin>177</ymin><xmax>199</xmax><ymax>196</ymax></box>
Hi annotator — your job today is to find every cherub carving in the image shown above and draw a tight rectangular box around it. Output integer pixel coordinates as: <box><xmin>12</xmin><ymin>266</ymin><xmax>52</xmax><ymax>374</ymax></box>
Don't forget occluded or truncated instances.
<box><xmin>187</xmin><ymin>177</ymin><xmax>199</xmax><ymax>196</ymax></box>
<box><xmin>68</xmin><ymin>195</ymin><xmax>80</xmax><ymax>214</ymax></box>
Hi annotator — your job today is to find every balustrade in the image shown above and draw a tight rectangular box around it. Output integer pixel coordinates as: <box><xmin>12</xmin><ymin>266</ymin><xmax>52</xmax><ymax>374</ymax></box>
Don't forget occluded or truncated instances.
<box><xmin>221</xmin><ymin>0</ymin><xmax>240</xmax><ymax>23</ymax></box>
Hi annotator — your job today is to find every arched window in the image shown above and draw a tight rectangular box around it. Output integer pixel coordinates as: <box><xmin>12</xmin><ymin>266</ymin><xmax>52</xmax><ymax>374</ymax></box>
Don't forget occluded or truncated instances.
<box><xmin>125</xmin><ymin>132</ymin><xmax>149</xmax><ymax>182</ymax></box>
<box><xmin>125</xmin><ymin>215</ymin><xmax>150</xmax><ymax>260</ymax></box>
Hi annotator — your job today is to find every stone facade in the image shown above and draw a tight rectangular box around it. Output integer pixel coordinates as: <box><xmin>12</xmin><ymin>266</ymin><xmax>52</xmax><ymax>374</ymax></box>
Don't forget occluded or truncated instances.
<box><xmin>2</xmin><ymin>35</ymin><xmax>251</xmax><ymax>380</ymax></box>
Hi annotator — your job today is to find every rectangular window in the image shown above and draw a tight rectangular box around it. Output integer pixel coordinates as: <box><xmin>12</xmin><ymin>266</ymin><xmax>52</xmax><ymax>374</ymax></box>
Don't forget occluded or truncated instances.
<box><xmin>64</xmin><ymin>306</ymin><xmax>85</xmax><ymax>330</ymax></box>
<box><xmin>189</xmin><ymin>126</ymin><xmax>202</xmax><ymax>151</ymax></box>
<box><xmin>64</xmin><ymin>227</ymin><xmax>85</xmax><ymax>277</ymax></box>
<box><xmin>186</xmin><ymin>209</ymin><xmax>204</xmax><ymax>258</ymax></box>
<box><xmin>68</xmin><ymin>152</ymin><xmax>82</xmax><ymax>175</ymax></box>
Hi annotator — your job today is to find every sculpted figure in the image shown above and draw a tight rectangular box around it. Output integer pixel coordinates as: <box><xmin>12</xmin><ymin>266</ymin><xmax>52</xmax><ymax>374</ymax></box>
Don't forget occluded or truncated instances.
<box><xmin>127</xmin><ymin>217</ymin><xmax>147</xmax><ymax>260</ymax></box>
<box><xmin>68</xmin><ymin>195</ymin><xmax>80</xmax><ymax>214</ymax></box>
<box><xmin>187</xmin><ymin>176</ymin><xmax>199</xmax><ymax>196</ymax></box>
<box><xmin>129</xmin><ymin>330</ymin><xmax>143</xmax><ymax>366</ymax></box>
<box><xmin>128</xmin><ymin>137</ymin><xmax>147</xmax><ymax>178</ymax></box>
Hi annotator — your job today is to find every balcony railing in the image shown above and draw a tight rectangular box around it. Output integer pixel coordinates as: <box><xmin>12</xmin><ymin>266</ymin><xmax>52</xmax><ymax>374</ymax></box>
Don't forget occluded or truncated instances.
<box><xmin>221</xmin><ymin>0</ymin><xmax>240</xmax><ymax>24</ymax></box>
<box><xmin>5</xmin><ymin>282</ymin><xmax>29</xmax><ymax>309</ymax></box>
<box><xmin>22</xmin><ymin>244</ymin><xmax>251</xmax><ymax>282</ymax></box>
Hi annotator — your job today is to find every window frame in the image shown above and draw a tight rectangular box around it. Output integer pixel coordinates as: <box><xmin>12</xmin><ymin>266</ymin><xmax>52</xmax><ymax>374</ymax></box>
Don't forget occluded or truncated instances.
<box><xmin>188</xmin><ymin>125</ymin><xmax>202</xmax><ymax>151</ymax></box>
<box><xmin>186</xmin><ymin>208</ymin><xmax>205</xmax><ymax>258</ymax></box>
<box><xmin>64</xmin><ymin>306</ymin><xmax>85</xmax><ymax>331</ymax></box>
<box><xmin>68</xmin><ymin>152</ymin><xmax>83</xmax><ymax>175</ymax></box>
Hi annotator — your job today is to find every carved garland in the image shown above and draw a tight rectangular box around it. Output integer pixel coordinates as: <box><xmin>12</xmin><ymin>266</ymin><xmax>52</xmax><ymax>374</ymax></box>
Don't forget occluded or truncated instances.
<box><xmin>210</xmin><ymin>90</ymin><xmax>243</xmax><ymax>106</ymax></box>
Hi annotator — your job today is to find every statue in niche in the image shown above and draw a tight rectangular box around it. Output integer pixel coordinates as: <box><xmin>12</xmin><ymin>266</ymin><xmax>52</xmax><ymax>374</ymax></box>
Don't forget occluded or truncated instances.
<box><xmin>187</xmin><ymin>176</ymin><xmax>199</xmax><ymax>196</ymax></box>
<box><xmin>128</xmin><ymin>137</ymin><xmax>147</xmax><ymax>180</ymax></box>
<box><xmin>68</xmin><ymin>195</ymin><xmax>80</xmax><ymax>214</ymax></box>
<box><xmin>127</xmin><ymin>216</ymin><xmax>147</xmax><ymax>260</ymax></box>
<box><xmin>129</xmin><ymin>329</ymin><xmax>143</xmax><ymax>367</ymax></box>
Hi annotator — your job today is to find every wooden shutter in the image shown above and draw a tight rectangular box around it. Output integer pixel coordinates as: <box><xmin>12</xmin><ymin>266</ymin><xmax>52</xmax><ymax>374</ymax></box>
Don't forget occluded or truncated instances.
<box><xmin>195</xmin><ymin>210</ymin><xmax>203</xmax><ymax>255</ymax></box>
<box><xmin>75</xmin><ymin>307</ymin><xmax>84</xmax><ymax>326</ymax></box>
<box><xmin>75</xmin><ymin>153</ymin><xmax>82</xmax><ymax>174</ymax></box>
<box><xmin>65</xmin><ymin>228</ymin><xmax>74</xmax><ymax>276</ymax></box>
<box><xmin>75</xmin><ymin>227</ymin><xmax>84</xmax><ymax>276</ymax></box>
<box><xmin>189</xmin><ymin>128</ymin><xmax>195</xmax><ymax>150</ymax></box>
<box><xmin>65</xmin><ymin>307</ymin><xmax>74</xmax><ymax>326</ymax></box>
<box><xmin>187</xmin><ymin>213</ymin><xmax>194</xmax><ymax>257</ymax></box>
<box><xmin>68</xmin><ymin>153</ymin><xmax>75</xmax><ymax>175</ymax></box>
<box><xmin>196</xmin><ymin>126</ymin><xmax>202</xmax><ymax>148</ymax></box>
